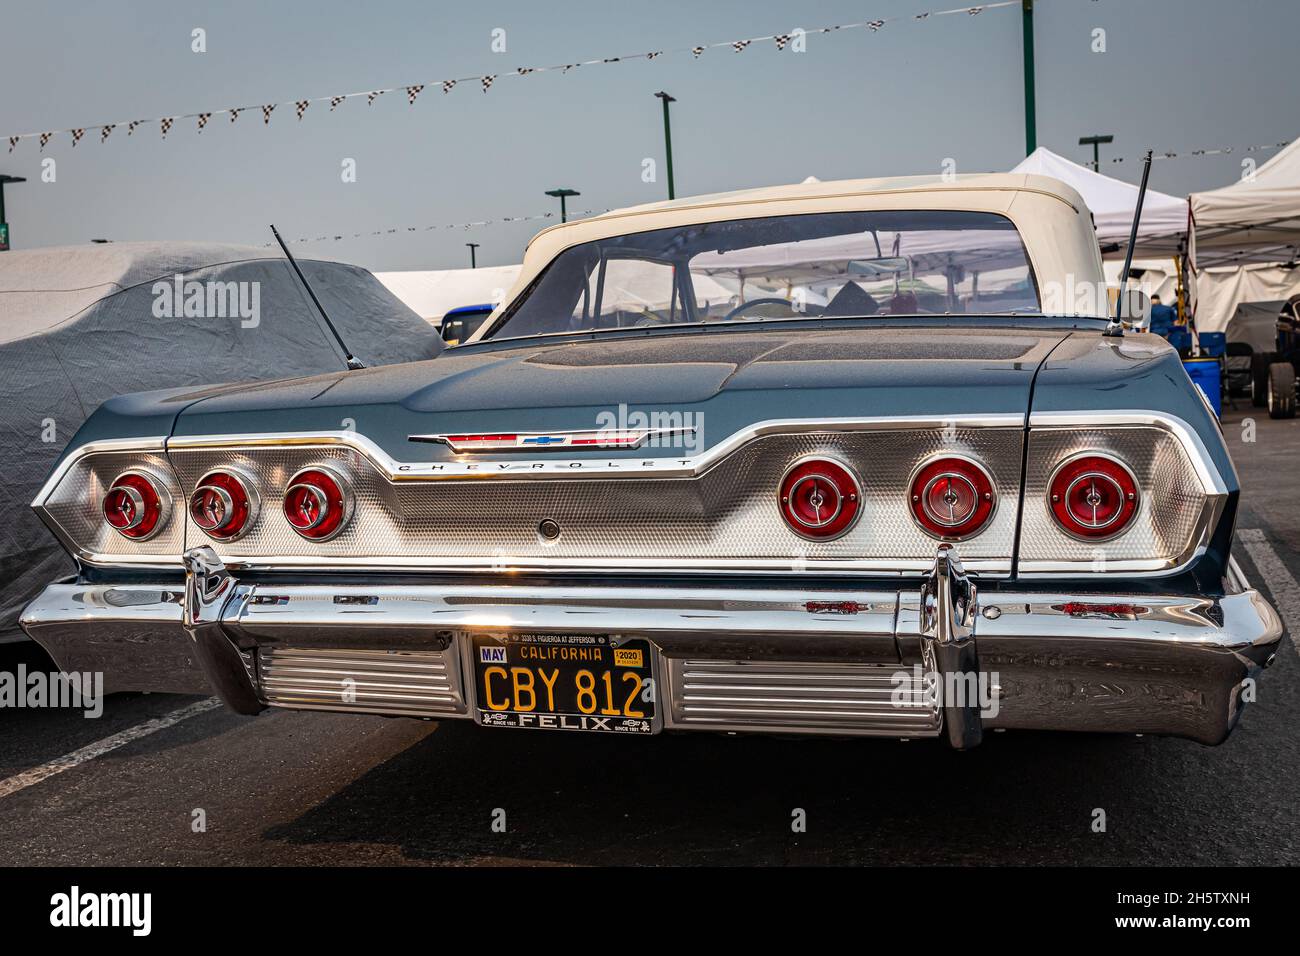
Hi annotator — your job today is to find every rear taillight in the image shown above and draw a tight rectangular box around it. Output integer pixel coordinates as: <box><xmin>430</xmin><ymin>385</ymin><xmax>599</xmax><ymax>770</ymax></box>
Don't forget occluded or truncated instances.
<box><xmin>909</xmin><ymin>457</ymin><xmax>995</xmax><ymax>539</ymax></box>
<box><xmin>189</xmin><ymin>470</ymin><xmax>257</xmax><ymax>541</ymax></box>
<box><xmin>1047</xmin><ymin>454</ymin><xmax>1139</xmax><ymax>540</ymax></box>
<box><xmin>778</xmin><ymin>458</ymin><xmax>861</xmax><ymax>540</ymax></box>
<box><xmin>283</xmin><ymin>467</ymin><xmax>352</xmax><ymax>541</ymax></box>
<box><xmin>103</xmin><ymin>471</ymin><xmax>169</xmax><ymax>540</ymax></box>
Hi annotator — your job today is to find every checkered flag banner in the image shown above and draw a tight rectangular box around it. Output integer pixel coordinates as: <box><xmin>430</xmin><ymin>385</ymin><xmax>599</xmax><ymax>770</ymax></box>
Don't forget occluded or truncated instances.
<box><xmin>731</xmin><ymin>40</ymin><xmax>751</xmax><ymax>53</ymax></box>
<box><xmin>868</xmin><ymin>20</ymin><xmax>885</xmax><ymax>31</ymax></box>
<box><xmin>8</xmin><ymin>136</ymin><xmax>18</xmax><ymax>153</ymax></box>
<box><xmin>516</xmin><ymin>67</ymin><xmax>535</xmax><ymax>76</ymax></box>
<box><xmin>100</xmin><ymin>125</ymin><xmax>114</xmax><ymax>143</ymax></box>
<box><xmin>404</xmin><ymin>85</ymin><xmax>423</xmax><ymax>105</ymax></box>
<box><xmin>160</xmin><ymin>117</ymin><xmax>174</xmax><ymax>138</ymax></box>
<box><xmin>646</xmin><ymin>51</ymin><xmax>663</xmax><ymax>59</ymax></box>
<box><xmin>481</xmin><ymin>74</ymin><xmax>496</xmax><ymax>92</ymax></box>
<box><xmin>127</xmin><ymin>120</ymin><xmax>142</xmax><ymax>135</ymax></box>
<box><xmin>366</xmin><ymin>90</ymin><xmax>384</xmax><ymax>106</ymax></box>
<box><xmin>261</xmin><ymin>104</ymin><xmax>275</xmax><ymax>124</ymax></box>
<box><xmin>71</xmin><ymin>128</ymin><xmax>85</xmax><ymax>147</ymax></box>
<box><xmin>441</xmin><ymin>80</ymin><xmax>457</xmax><ymax>94</ymax></box>
<box><xmin>197</xmin><ymin>113</ymin><xmax>211</xmax><ymax>131</ymax></box>
<box><xmin>967</xmin><ymin>5</ymin><xmax>985</xmax><ymax>14</ymax></box>
<box><xmin>691</xmin><ymin>46</ymin><xmax>705</xmax><ymax>58</ymax></box>
<box><xmin>39</xmin><ymin>132</ymin><xmax>52</xmax><ymax>150</ymax></box>
<box><xmin>295</xmin><ymin>99</ymin><xmax>310</xmax><ymax>119</ymax></box>
<box><xmin>228</xmin><ymin>108</ymin><xmax>243</xmax><ymax>124</ymax></box>
<box><xmin>329</xmin><ymin>95</ymin><xmax>345</xmax><ymax>110</ymax></box>
<box><xmin>773</xmin><ymin>34</ymin><xmax>791</xmax><ymax>50</ymax></box>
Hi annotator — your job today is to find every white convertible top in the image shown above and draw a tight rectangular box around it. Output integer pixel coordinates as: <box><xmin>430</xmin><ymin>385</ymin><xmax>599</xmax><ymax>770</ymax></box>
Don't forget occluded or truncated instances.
<box><xmin>487</xmin><ymin>173</ymin><xmax>1108</xmax><ymax>329</ymax></box>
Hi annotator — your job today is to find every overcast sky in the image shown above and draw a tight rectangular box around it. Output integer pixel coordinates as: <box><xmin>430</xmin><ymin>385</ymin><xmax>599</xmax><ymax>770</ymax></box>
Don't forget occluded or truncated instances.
<box><xmin>1</xmin><ymin>0</ymin><xmax>1297</xmax><ymax>272</ymax></box>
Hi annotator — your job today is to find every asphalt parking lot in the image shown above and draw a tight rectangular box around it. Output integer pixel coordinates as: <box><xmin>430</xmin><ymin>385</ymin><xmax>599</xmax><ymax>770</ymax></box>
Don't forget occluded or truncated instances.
<box><xmin>1</xmin><ymin>405</ymin><xmax>1296</xmax><ymax>866</ymax></box>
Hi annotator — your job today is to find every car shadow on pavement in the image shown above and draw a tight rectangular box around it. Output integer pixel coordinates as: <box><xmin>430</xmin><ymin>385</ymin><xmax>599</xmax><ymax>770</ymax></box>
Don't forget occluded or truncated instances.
<box><xmin>262</xmin><ymin>655</ymin><xmax>1298</xmax><ymax>866</ymax></box>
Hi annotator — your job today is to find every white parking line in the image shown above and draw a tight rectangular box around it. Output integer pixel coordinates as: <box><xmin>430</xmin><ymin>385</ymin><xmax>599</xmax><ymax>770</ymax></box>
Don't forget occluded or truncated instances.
<box><xmin>0</xmin><ymin>698</ymin><xmax>220</xmax><ymax>800</ymax></box>
<box><xmin>1238</xmin><ymin>528</ymin><xmax>1300</xmax><ymax>651</ymax></box>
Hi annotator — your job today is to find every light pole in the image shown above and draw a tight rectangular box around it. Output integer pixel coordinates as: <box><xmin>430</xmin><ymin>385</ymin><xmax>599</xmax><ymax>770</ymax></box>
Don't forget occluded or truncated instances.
<box><xmin>466</xmin><ymin>242</ymin><xmax>480</xmax><ymax>268</ymax></box>
<box><xmin>545</xmin><ymin>187</ymin><xmax>580</xmax><ymax>223</ymax></box>
<box><xmin>654</xmin><ymin>91</ymin><xmax>677</xmax><ymax>200</ymax></box>
<box><xmin>1022</xmin><ymin>0</ymin><xmax>1036</xmax><ymax>156</ymax></box>
<box><xmin>0</xmin><ymin>174</ymin><xmax>27</xmax><ymax>251</ymax></box>
<box><xmin>1079</xmin><ymin>134</ymin><xmax>1114</xmax><ymax>171</ymax></box>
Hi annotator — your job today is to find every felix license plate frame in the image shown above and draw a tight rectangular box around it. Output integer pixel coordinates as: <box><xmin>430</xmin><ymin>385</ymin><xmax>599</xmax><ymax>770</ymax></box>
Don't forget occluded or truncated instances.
<box><xmin>471</xmin><ymin>632</ymin><xmax>658</xmax><ymax>734</ymax></box>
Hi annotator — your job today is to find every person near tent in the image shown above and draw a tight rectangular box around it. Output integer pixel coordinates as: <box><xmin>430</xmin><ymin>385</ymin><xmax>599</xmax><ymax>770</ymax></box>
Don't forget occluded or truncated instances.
<box><xmin>1148</xmin><ymin>294</ymin><xmax>1178</xmax><ymax>337</ymax></box>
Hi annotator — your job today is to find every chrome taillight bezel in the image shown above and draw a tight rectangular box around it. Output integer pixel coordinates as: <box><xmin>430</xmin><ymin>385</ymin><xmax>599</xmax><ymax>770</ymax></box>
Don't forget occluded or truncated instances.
<box><xmin>189</xmin><ymin>468</ymin><xmax>260</xmax><ymax>542</ymax></box>
<box><xmin>102</xmin><ymin>469</ymin><xmax>172</xmax><ymax>541</ymax></box>
<box><xmin>283</xmin><ymin>466</ymin><xmax>354</xmax><ymax>541</ymax></box>
<box><xmin>1045</xmin><ymin>451</ymin><xmax>1140</xmax><ymax>542</ymax></box>
<box><xmin>777</xmin><ymin>456</ymin><xmax>863</xmax><ymax>541</ymax></box>
<box><xmin>907</xmin><ymin>454</ymin><xmax>997</xmax><ymax>541</ymax></box>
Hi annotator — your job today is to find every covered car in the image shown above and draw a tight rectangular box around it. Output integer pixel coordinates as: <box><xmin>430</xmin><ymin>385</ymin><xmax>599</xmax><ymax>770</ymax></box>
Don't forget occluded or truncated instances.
<box><xmin>0</xmin><ymin>241</ymin><xmax>441</xmax><ymax>640</ymax></box>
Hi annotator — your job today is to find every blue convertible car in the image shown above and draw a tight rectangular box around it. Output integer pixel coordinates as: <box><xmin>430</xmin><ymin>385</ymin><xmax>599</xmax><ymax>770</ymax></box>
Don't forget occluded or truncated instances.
<box><xmin>20</xmin><ymin>175</ymin><xmax>1283</xmax><ymax>748</ymax></box>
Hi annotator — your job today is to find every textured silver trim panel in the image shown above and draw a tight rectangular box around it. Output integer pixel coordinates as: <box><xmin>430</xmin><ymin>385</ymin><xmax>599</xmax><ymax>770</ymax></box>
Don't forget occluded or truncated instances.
<box><xmin>665</xmin><ymin>658</ymin><xmax>941</xmax><ymax>736</ymax></box>
<box><xmin>257</xmin><ymin>646</ymin><xmax>466</xmax><ymax>717</ymax></box>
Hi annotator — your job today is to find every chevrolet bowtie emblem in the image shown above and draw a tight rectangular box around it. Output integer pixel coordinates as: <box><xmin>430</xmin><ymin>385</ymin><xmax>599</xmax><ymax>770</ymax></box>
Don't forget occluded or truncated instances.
<box><xmin>408</xmin><ymin>427</ymin><xmax>697</xmax><ymax>453</ymax></box>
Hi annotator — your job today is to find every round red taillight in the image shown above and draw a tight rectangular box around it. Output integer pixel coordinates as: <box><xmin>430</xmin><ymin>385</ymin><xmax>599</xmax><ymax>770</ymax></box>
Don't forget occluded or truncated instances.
<box><xmin>283</xmin><ymin>467</ymin><xmax>352</xmax><ymax>541</ymax></box>
<box><xmin>778</xmin><ymin>458</ymin><xmax>861</xmax><ymax>540</ymax></box>
<box><xmin>909</xmin><ymin>457</ymin><xmax>996</xmax><ymax>539</ymax></box>
<box><xmin>1047</xmin><ymin>454</ymin><xmax>1139</xmax><ymax>540</ymax></box>
<box><xmin>189</xmin><ymin>470</ymin><xmax>257</xmax><ymax>541</ymax></box>
<box><xmin>103</xmin><ymin>471</ymin><xmax>169</xmax><ymax>540</ymax></box>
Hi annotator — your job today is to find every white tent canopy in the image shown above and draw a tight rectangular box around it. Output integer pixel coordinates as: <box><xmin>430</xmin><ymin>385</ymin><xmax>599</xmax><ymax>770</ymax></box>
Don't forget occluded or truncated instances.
<box><xmin>1191</xmin><ymin>261</ymin><xmax>1300</xmax><ymax>335</ymax></box>
<box><xmin>1190</xmin><ymin>137</ymin><xmax>1300</xmax><ymax>268</ymax></box>
<box><xmin>1010</xmin><ymin>147</ymin><xmax>1188</xmax><ymax>258</ymax></box>
<box><xmin>375</xmin><ymin>264</ymin><xmax>522</xmax><ymax>324</ymax></box>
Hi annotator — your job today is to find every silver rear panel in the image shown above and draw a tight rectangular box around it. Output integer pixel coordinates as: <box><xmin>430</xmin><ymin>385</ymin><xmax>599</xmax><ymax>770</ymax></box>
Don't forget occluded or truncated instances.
<box><xmin>665</xmin><ymin>658</ymin><xmax>941</xmax><ymax>736</ymax></box>
<box><xmin>257</xmin><ymin>646</ymin><xmax>466</xmax><ymax>718</ymax></box>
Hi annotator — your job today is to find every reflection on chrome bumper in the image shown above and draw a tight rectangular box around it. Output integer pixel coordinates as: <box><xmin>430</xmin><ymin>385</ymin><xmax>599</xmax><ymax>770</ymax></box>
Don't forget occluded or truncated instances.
<box><xmin>20</xmin><ymin>547</ymin><xmax>1283</xmax><ymax>747</ymax></box>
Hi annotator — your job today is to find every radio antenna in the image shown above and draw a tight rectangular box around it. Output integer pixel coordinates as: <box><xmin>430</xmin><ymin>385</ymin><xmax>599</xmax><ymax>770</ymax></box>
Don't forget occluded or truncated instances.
<box><xmin>270</xmin><ymin>224</ymin><xmax>364</xmax><ymax>369</ymax></box>
<box><xmin>1106</xmin><ymin>149</ymin><xmax>1154</xmax><ymax>337</ymax></box>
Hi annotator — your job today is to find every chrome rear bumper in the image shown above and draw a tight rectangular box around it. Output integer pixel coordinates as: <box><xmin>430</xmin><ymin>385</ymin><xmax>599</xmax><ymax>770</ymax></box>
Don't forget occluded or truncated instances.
<box><xmin>20</xmin><ymin>546</ymin><xmax>1283</xmax><ymax>747</ymax></box>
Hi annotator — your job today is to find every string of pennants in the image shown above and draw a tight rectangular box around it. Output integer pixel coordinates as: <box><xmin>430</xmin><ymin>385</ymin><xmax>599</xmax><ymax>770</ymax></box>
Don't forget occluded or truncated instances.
<box><xmin>261</xmin><ymin>208</ymin><xmax>616</xmax><ymax>246</ymax></box>
<box><xmin>5</xmin><ymin>1</ymin><xmax>1023</xmax><ymax>153</ymax></box>
<box><xmin>1113</xmin><ymin>140</ymin><xmax>1291</xmax><ymax>164</ymax></box>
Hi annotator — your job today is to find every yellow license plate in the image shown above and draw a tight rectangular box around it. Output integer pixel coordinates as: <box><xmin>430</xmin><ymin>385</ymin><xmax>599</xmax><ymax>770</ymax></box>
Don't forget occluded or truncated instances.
<box><xmin>472</xmin><ymin>633</ymin><xmax>656</xmax><ymax>733</ymax></box>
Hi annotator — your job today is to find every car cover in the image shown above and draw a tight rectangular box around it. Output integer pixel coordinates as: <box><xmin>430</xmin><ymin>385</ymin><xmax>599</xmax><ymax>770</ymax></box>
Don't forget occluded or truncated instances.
<box><xmin>0</xmin><ymin>241</ymin><xmax>443</xmax><ymax>640</ymax></box>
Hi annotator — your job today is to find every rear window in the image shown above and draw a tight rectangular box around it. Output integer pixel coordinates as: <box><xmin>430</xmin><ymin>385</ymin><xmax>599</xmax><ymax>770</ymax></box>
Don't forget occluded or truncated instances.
<box><xmin>486</xmin><ymin>210</ymin><xmax>1040</xmax><ymax>340</ymax></box>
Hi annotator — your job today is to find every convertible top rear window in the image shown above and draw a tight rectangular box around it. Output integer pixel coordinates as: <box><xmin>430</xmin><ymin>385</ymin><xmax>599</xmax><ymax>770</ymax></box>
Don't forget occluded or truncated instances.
<box><xmin>485</xmin><ymin>210</ymin><xmax>1040</xmax><ymax>340</ymax></box>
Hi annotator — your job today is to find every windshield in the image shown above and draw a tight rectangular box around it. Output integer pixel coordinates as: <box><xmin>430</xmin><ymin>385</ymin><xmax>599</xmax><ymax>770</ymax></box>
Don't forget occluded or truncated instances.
<box><xmin>484</xmin><ymin>210</ymin><xmax>1041</xmax><ymax>340</ymax></box>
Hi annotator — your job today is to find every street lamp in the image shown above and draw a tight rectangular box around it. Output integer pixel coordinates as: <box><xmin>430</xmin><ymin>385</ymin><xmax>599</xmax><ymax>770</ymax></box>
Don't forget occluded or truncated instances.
<box><xmin>545</xmin><ymin>187</ymin><xmax>580</xmax><ymax>223</ymax></box>
<box><xmin>0</xmin><ymin>174</ymin><xmax>28</xmax><ymax>251</ymax></box>
<box><xmin>1079</xmin><ymin>134</ymin><xmax>1114</xmax><ymax>172</ymax></box>
<box><xmin>466</xmin><ymin>242</ymin><xmax>480</xmax><ymax>269</ymax></box>
<box><xmin>654</xmin><ymin>91</ymin><xmax>677</xmax><ymax>200</ymax></box>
